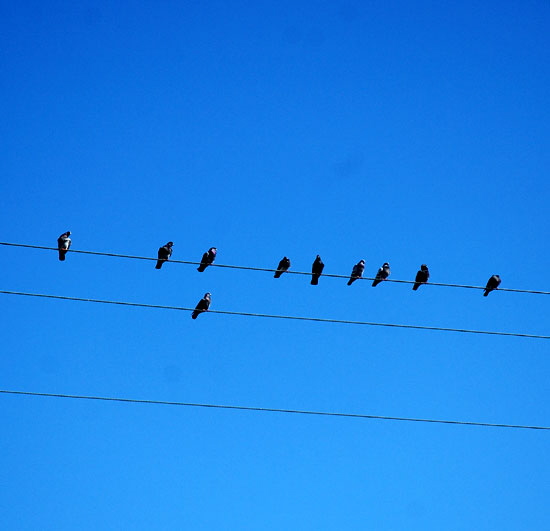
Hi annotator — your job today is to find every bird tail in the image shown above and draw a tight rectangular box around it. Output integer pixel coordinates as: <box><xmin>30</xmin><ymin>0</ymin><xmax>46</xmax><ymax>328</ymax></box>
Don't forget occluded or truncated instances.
<box><xmin>412</xmin><ymin>283</ymin><xmax>420</xmax><ymax>291</ymax></box>
<box><xmin>372</xmin><ymin>280</ymin><xmax>379</xmax><ymax>287</ymax></box>
<box><xmin>347</xmin><ymin>279</ymin><xmax>353</xmax><ymax>286</ymax></box>
<box><xmin>311</xmin><ymin>276</ymin><xmax>319</xmax><ymax>285</ymax></box>
<box><xmin>197</xmin><ymin>264</ymin><xmax>206</xmax><ymax>272</ymax></box>
<box><xmin>191</xmin><ymin>311</ymin><xmax>199</xmax><ymax>319</ymax></box>
<box><xmin>274</xmin><ymin>271</ymin><xmax>282</xmax><ymax>278</ymax></box>
<box><xmin>155</xmin><ymin>260</ymin><xmax>163</xmax><ymax>269</ymax></box>
<box><xmin>58</xmin><ymin>250</ymin><xmax>66</xmax><ymax>261</ymax></box>
<box><xmin>483</xmin><ymin>290</ymin><xmax>489</xmax><ymax>297</ymax></box>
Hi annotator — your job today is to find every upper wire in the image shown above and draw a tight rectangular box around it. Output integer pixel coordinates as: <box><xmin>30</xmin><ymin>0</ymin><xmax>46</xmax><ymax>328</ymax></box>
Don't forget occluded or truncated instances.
<box><xmin>0</xmin><ymin>241</ymin><xmax>548</xmax><ymax>295</ymax></box>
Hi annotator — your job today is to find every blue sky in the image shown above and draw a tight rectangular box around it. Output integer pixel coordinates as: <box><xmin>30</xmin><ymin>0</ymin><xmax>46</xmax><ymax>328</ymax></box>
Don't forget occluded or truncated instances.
<box><xmin>1</xmin><ymin>1</ymin><xmax>549</xmax><ymax>529</ymax></box>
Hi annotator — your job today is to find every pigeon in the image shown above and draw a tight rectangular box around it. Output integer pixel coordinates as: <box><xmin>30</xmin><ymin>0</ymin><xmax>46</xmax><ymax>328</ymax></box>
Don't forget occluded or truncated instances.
<box><xmin>57</xmin><ymin>231</ymin><xmax>71</xmax><ymax>261</ymax></box>
<box><xmin>192</xmin><ymin>292</ymin><xmax>211</xmax><ymax>319</ymax></box>
<box><xmin>197</xmin><ymin>247</ymin><xmax>217</xmax><ymax>272</ymax></box>
<box><xmin>372</xmin><ymin>262</ymin><xmax>391</xmax><ymax>287</ymax></box>
<box><xmin>412</xmin><ymin>264</ymin><xmax>430</xmax><ymax>290</ymax></box>
<box><xmin>274</xmin><ymin>256</ymin><xmax>291</xmax><ymax>278</ymax></box>
<box><xmin>483</xmin><ymin>275</ymin><xmax>501</xmax><ymax>297</ymax></box>
<box><xmin>155</xmin><ymin>241</ymin><xmax>173</xmax><ymax>269</ymax></box>
<box><xmin>347</xmin><ymin>260</ymin><xmax>365</xmax><ymax>286</ymax></box>
<box><xmin>311</xmin><ymin>255</ymin><xmax>325</xmax><ymax>285</ymax></box>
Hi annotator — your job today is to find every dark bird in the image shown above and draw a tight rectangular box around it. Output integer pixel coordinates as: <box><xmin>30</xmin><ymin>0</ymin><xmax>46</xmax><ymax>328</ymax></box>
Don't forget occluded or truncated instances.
<box><xmin>372</xmin><ymin>262</ymin><xmax>391</xmax><ymax>287</ymax></box>
<box><xmin>192</xmin><ymin>292</ymin><xmax>211</xmax><ymax>319</ymax></box>
<box><xmin>412</xmin><ymin>264</ymin><xmax>430</xmax><ymax>291</ymax></box>
<box><xmin>483</xmin><ymin>275</ymin><xmax>501</xmax><ymax>297</ymax></box>
<box><xmin>274</xmin><ymin>256</ymin><xmax>291</xmax><ymax>278</ymax></box>
<box><xmin>197</xmin><ymin>247</ymin><xmax>217</xmax><ymax>272</ymax></box>
<box><xmin>347</xmin><ymin>260</ymin><xmax>365</xmax><ymax>286</ymax></box>
<box><xmin>311</xmin><ymin>255</ymin><xmax>324</xmax><ymax>285</ymax></box>
<box><xmin>57</xmin><ymin>231</ymin><xmax>71</xmax><ymax>261</ymax></box>
<box><xmin>155</xmin><ymin>241</ymin><xmax>173</xmax><ymax>269</ymax></box>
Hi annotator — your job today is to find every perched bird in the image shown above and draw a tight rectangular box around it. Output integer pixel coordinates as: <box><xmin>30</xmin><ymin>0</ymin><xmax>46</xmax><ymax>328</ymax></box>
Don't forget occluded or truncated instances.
<box><xmin>372</xmin><ymin>262</ymin><xmax>391</xmax><ymax>287</ymax></box>
<box><xmin>311</xmin><ymin>255</ymin><xmax>325</xmax><ymax>285</ymax></box>
<box><xmin>155</xmin><ymin>241</ymin><xmax>173</xmax><ymax>269</ymax></box>
<box><xmin>192</xmin><ymin>292</ymin><xmax>211</xmax><ymax>319</ymax></box>
<box><xmin>347</xmin><ymin>260</ymin><xmax>365</xmax><ymax>286</ymax></box>
<box><xmin>197</xmin><ymin>247</ymin><xmax>217</xmax><ymax>272</ymax></box>
<box><xmin>274</xmin><ymin>256</ymin><xmax>291</xmax><ymax>278</ymax></box>
<box><xmin>57</xmin><ymin>231</ymin><xmax>71</xmax><ymax>261</ymax></box>
<box><xmin>483</xmin><ymin>275</ymin><xmax>501</xmax><ymax>297</ymax></box>
<box><xmin>412</xmin><ymin>264</ymin><xmax>430</xmax><ymax>291</ymax></box>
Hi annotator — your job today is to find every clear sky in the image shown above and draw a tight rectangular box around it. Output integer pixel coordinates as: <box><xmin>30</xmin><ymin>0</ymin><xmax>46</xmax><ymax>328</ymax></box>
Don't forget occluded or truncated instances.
<box><xmin>1</xmin><ymin>1</ymin><xmax>549</xmax><ymax>529</ymax></box>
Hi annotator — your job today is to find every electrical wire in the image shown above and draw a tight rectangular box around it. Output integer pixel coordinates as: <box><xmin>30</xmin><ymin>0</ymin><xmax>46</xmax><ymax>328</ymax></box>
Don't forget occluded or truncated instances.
<box><xmin>1</xmin><ymin>241</ymin><xmax>548</xmax><ymax>295</ymax></box>
<box><xmin>1</xmin><ymin>289</ymin><xmax>548</xmax><ymax>340</ymax></box>
<box><xmin>1</xmin><ymin>389</ymin><xmax>547</xmax><ymax>431</ymax></box>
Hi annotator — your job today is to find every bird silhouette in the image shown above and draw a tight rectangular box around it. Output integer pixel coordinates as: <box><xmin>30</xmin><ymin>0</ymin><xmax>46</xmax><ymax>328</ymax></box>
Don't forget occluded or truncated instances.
<box><xmin>192</xmin><ymin>292</ymin><xmax>211</xmax><ymax>319</ymax></box>
<box><xmin>155</xmin><ymin>242</ymin><xmax>173</xmax><ymax>269</ymax></box>
<box><xmin>57</xmin><ymin>231</ymin><xmax>71</xmax><ymax>261</ymax></box>
<box><xmin>274</xmin><ymin>257</ymin><xmax>291</xmax><ymax>278</ymax></box>
<box><xmin>197</xmin><ymin>247</ymin><xmax>217</xmax><ymax>272</ymax></box>
<box><xmin>372</xmin><ymin>262</ymin><xmax>391</xmax><ymax>287</ymax></box>
<box><xmin>483</xmin><ymin>275</ymin><xmax>501</xmax><ymax>296</ymax></box>
<box><xmin>412</xmin><ymin>264</ymin><xmax>430</xmax><ymax>291</ymax></box>
<box><xmin>347</xmin><ymin>260</ymin><xmax>365</xmax><ymax>286</ymax></box>
<box><xmin>311</xmin><ymin>255</ymin><xmax>324</xmax><ymax>285</ymax></box>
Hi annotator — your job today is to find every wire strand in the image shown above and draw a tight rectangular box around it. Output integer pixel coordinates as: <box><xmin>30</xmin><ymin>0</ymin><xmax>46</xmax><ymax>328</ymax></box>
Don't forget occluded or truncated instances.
<box><xmin>1</xmin><ymin>241</ymin><xmax>548</xmax><ymax>295</ymax></box>
<box><xmin>1</xmin><ymin>389</ymin><xmax>547</xmax><ymax>431</ymax></box>
<box><xmin>1</xmin><ymin>289</ymin><xmax>548</xmax><ymax>340</ymax></box>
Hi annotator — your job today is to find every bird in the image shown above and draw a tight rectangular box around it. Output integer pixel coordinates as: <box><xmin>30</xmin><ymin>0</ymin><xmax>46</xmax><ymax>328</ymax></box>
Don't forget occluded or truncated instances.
<box><xmin>57</xmin><ymin>231</ymin><xmax>71</xmax><ymax>261</ymax></box>
<box><xmin>483</xmin><ymin>275</ymin><xmax>501</xmax><ymax>296</ymax></box>
<box><xmin>372</xmin><ymin>262</ymin><xmax>391</xmax><ymax>287</ymax></box>
<box><xmin>192</xmin><ymin>292</ymin><xmax>211</xmax><ymax>319</ymax></box>
<box><xmin>311</xmin><ymin>255</ymin><xmax>324</xmax><ymax>285</ymax></box>
<box><xmin>155</xmin><ymin>241</ymin><xmax>173</xmax><ymax>269</ymax></box>
<box><xmin>197</xmin><ymin>247</ymin><xmax>217</xmax><ymax>272</ymax></box>
<box><xmin>347</xmin><ymin>260</ymin><xmax>365</xmax><ymax>285</ymax></box>
<box><xmin>274</xmin><ymin>256</ymin><xmax>291</xmax><ymax>278</ymax></box>
<box><xmin>412</xmin><ymin>264</ymin><xmax>430</xmax><ymax>290</ymax></box>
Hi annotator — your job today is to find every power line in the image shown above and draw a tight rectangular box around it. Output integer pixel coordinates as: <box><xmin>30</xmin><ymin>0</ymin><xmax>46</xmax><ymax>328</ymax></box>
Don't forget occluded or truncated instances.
<box><xmin>1</xmin><ymin>289</ymin><xmax>548</xmax><ymax>340</ymax></box>
<box><xmin>1</xmin><ymin>241</ymin><xmax>548</xmax><ymax>295</ymax></box>
<box><xmin>1</xmin><ymin>389</ymin><xmax>547</xmax><ymax>431</ymax></box>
